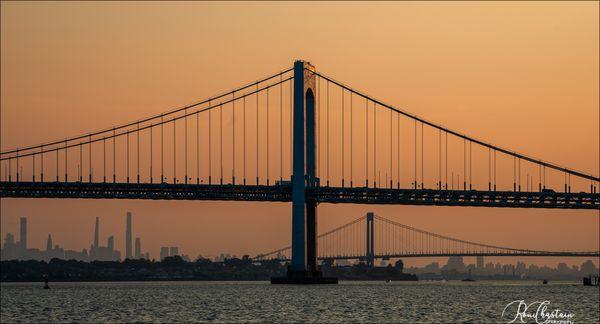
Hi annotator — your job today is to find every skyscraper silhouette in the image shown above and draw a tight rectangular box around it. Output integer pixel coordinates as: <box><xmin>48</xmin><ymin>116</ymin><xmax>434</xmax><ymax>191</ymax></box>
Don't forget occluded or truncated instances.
<box><xmin>46</xmin><ymin>234</ymin><xmax>53</xmax><ymax>252</ymax></box>
<box><xmin>135</xmin><ymin>237</ymin><xmax>141</xmax><ymax>259</ymax></box>
<box><xmin>126</xmin><ymin>212</ymin><xmax>132</xmax><ymax>259</ymax></box>
<box><xmin>94</xmin><ymin>217</ymin><xmax>99</xmax><ymax>250</ymax></box>
<box><xmin>19</xmin><ymin>217</ymin><xmax>27</xmax><ymax>252</ymax></box>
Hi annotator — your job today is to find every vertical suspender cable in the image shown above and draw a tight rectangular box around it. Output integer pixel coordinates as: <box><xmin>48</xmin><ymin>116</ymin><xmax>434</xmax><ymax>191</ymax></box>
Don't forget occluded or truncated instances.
<box><xmin>185</xmin><ymin>109</ymin><xmax>188</xmax><ymax>184</ymax></box>
<box><xmin>196</xmin><ymin>111</ymin><xmax>199</xmax><ymax>184</ymax></box>
<box><xmin>494</xmin><ymin>150</ymin><xmax>497</xmax><ymax>191</ymax></box>
<box><xmin>469</xmin><ymin>141</ymin><xmax>472</xmax><ymax>190</ymax></box>
<box><xmin>389</xmin><ymin>107</ymin><xmax>392</xmax><ymax>188</ymax></box>
<box><xmin>112</xmin><ymin>131</ymin><xmax>115</xmax><ymax>183</ymax></box>
<box><xmin>209</xmin><ymin>101</ymin><xmax>212</xmax><ymax>184</ymax></box>
<box><xmin>173</xmin><ymin>119</ymin><xmax>176</xmax><ymax>183</ymax></box>
<box><xmin>421</xmin><ymin>122</ymin><xmax>424</xmax><ymax>189</ymax></box>
<box><xmin>488</xmin><ymin>147</ymin><xmax>491</xmax><ymax>191</ymax></box>
<box><xmin>374</xmin><ymin>103</ymin><xmax>377</xmax><ymax>188</ymax></box>
<box><xmin>161</xmin><ymin>116</ymin><xmax>164</xmax><ymax>183</ymax></box>
<box><xmin>137</xmin><ymin>123</ymin><xmax>140</xmax><ymax>183</ymax></box>
<box><xmin>127</xmin><ymin>132</ymin><xmax>129</xmax><ymax>183</ymax></box>
<box><xmin>445</xmin><ymin>132</ymin><xmax>448</xmax><ymax>189</ymax></box>
<box><xmin>366</xmin><ymin>98</ymin><xmax>369</xmax><ymax>187</ymax></box>
<box><xmin>327</xmin><ymin>81</ymin><xmax>330</xmax><ymax>186</ymax></box>
<box><xmin>414</xmin><ymin>120</ymin><xmax>416</xmax><ymax>189</ymax></box>
<box><xmin>150</xmin><ymin>125</ymin><xmax>153</xmax><ymax>183</ymax></box>
<box><xmin>462</xmin><ymin>138</ymin><xmax>465</xmax><ymax>190</ymax></box>
<box><xmin>280</xmin><ymin>75</ymin><xmax>283</xmax><ymax>182</ymax></box>
<box><xmin>220</xmin><ymin>103</ymin><xmax>223</xmax><ymax>185</ymax></box>
<box><xmin>256</xmin><ymin>84</ymin><xmax>259</xmax><ymax>185</ymax></box>
<box><xmin>350</xmin><ymin>92</ymin><xmax>353</xmax><ymax>187</ymax></box>
<box><xmin>89</xmin><ymin>135</ymin><xmax>92</xmax><ymax>182</ymax></box>
<box><xmin>342</xmin><ymin>88</ymin><xmax>345</xmax><ymax>187</ymax></box>
<box><xmin>244</xmin><ymin>96</ymin><xmax>246</xmax><ymax>185</ymax></box>
<box><xmin>102</xmin><ymin>138</ymin><xmax>106</xmax><ymax>182</ymax></box>
<box><xmin>438</xmin><ymin>129</ymin><xmax>441</xmax><ymax>189</ymax></box>
<box><xmin>397</xmin><ymin>113</ymin><xmax>400</xmax><ymax>189</ymax></box>
<box><xmin>267</xmin><ymin>88</ymin><xmax>269</xmax><ymax>185</ymax></box>
<box><xmin>233</xmin><ymin>92</ymin><xmax>235</xmax><ymax>184</ymax></box>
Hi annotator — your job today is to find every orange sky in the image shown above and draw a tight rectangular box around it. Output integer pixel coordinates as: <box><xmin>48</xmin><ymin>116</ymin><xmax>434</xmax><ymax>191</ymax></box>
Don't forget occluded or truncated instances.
<box><xmin>1</xmin><ymin>2</ymin><xmax>598</xmax><ymax>267</ymax></box>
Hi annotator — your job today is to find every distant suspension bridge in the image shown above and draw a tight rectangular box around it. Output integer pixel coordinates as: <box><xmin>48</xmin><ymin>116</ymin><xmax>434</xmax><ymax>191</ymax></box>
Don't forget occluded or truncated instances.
<box><xmin>256</xmin><ymin>212</ymin><xmax>600</xmax><ymax>265</ymax></box>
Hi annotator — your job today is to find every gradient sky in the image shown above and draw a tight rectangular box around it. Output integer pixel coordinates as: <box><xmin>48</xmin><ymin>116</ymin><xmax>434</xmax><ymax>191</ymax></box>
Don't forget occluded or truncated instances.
<box><xmin>1</xmin><ymin>2</ymin><xmax>598</xmax><ymax>267</ymax></box>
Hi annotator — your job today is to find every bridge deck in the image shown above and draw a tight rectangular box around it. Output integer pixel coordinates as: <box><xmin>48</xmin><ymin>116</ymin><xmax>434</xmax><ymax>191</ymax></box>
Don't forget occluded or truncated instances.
<box><xmin>1</xmin><ymin>182</ymin><xmax>598</xmax><ymax>209</ymax></box>
<box><xmin>263</xmin><ymin>251</ymin><xmax>600</xmax><ymax>262</ymax></box>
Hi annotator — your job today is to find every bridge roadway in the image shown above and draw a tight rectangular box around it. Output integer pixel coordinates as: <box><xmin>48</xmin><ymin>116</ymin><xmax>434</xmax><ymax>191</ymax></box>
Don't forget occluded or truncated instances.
<box><xmin>263</xmin><ymin>251</ymin><xmax>600</xmax><ymax>262</ymax></box>
<box><xmin>1</xmin><ymin>182</ymin><xmax>598</xmax><ymax>209</ymax></box>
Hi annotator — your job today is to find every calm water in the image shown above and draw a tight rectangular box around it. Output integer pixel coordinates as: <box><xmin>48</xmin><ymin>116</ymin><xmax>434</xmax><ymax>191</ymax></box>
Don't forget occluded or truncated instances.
<box><xmin>1</xmin><ymin>281</ymin><xmax>598</xmax><ymax>323</ymax></box>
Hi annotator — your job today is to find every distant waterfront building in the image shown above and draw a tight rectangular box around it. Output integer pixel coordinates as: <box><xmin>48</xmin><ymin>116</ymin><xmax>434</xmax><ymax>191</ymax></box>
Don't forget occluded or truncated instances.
<box><xmin>88</xmin><ymin>218</ymin><xmax>121</xmax><ymax>261</ymax></box>
<box><xmin>580</xmin><ymin>260</ymin><xmax>598</xmax><ymax>275</ymax></box>
<box><xmin>443</xmin><ymin>256</ymin><xmax>466</xmax><ymax>272</ymax></box>
<box><xmin>1</xmin><ymin>233</ymin><xmax>17</xmax><ymax>260</ymax></box>
<box><xmin>125</xmin><ymin>212</ymin><xmax>132</xmax><ymax>259</ymax></box>
<box><xmin>169</xmin><ymin>247</ymin><xmax>179</xmax><ymax>257</ymax></box>
<box><xmin>160</xmin><ymin>247</ymin><xmax>170</xmax><ymax>260</ymax></box>
<box><xmin>135</xmin><ymin>238</ymin><xmax>141</xmax><ymax>259</ymax></box>
<box><xmin>476</xmin><ymin>256</ymin><xmax>484</xmax><ymax>270</ymax></box>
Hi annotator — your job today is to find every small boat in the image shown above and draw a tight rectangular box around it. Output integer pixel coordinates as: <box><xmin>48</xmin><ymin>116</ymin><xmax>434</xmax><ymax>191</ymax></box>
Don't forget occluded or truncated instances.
<box><xmin>385</xmin><ymin>279</ymin><xmax>392</xmax><ymax>283</ymax></box>
<box><xmin>461</xmin><ymin>278</ymin><xmax>476</xmax><ymax>282</ymax></box>
<box><xmin>542</xmin><ymin>279</ymin><xmax>548</xmax><ymax>285</ymax></box>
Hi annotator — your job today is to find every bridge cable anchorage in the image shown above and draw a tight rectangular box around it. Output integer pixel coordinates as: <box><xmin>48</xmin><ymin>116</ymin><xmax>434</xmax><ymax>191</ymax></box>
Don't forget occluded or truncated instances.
<box><xmin>309</xmin><ymin>69</ymin><xmax>598</xmax><ymax>183</ymax></box>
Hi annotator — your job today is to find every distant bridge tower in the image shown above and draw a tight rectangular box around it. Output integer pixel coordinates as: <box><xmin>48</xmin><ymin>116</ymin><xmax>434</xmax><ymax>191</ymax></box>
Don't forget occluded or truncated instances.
<box><xmin>366</xmin><ymin>212</ymin><xmax>375</xmax><ymax>267</ymax></box>
<box><xmin>272</xmin><ymin>60</ymin><xmax>336</xmax><ymax>284</ymax></box>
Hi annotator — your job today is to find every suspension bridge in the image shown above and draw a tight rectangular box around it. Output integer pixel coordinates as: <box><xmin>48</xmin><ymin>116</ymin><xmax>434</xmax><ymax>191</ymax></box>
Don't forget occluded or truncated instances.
<box><xmin>1</xmin><ymin>60</ymin><xmax>598</xmax><ymax>283</ymax></box>
<box><xmin>256</xmin><ymin>212</ymin><xmax>600</xmax><ymax>266</ymax></box>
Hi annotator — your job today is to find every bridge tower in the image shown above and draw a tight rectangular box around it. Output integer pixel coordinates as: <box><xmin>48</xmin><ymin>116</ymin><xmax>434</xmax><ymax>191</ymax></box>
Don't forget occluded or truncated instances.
<box><xmin>271</xmin><ymin>60</ymin><xmax>337</xmax><ymax>284</ymax></box>
<box><xmin>366</xmin><ymin>212</ymin><xmax>375</xmax><ymax>267</ymax></box>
